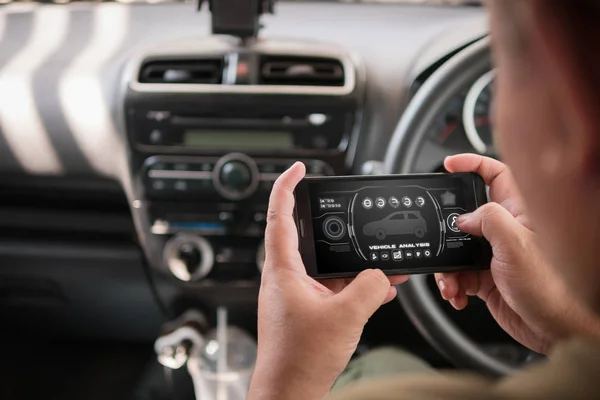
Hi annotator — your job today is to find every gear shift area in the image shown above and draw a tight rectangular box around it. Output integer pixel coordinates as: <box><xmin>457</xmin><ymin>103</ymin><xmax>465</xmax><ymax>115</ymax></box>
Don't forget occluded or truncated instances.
<box><xmin>155</xmin><ymin>308</ymin><xmax>257</xmax><ymax>400</ymax></box>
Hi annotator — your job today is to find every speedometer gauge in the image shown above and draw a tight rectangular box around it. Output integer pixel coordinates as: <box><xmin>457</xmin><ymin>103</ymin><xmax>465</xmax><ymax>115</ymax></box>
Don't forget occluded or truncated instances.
<box><xmin>463</xmin><ymin>70</ymin><xmax>495</xmax><ymax>155</ymax></box>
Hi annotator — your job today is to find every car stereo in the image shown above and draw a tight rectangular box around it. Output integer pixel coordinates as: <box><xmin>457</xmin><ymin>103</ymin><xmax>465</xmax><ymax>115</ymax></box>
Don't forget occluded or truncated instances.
<box><xmin>132</xmin><ymin>109</ymin><xmax>351</xmax><ymax>153</ymax></box>
<box><xmin>123</xmin><ymin>38</ymin><xmax>364</xmax><ymax>286</ymax></box>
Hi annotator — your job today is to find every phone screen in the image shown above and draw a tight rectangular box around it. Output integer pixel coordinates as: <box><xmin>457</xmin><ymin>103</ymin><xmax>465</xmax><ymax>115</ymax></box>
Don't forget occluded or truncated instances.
<box><xmin>295</xmin><ymin>173</ymin><xmax>491</xmax><ymax>278</ymax></box>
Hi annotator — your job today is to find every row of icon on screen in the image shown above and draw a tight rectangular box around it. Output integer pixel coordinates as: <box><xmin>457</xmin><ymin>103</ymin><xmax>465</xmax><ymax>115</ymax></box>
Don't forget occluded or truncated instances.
<box><xmin>362</xmin><ymin>196</ymin><xmax>426</xmax><ymax>210</ymax></box>
<box><xmin>370</xmin><ymin>248</ymin><xmax>433</xmax><ymax>262</ymax></box>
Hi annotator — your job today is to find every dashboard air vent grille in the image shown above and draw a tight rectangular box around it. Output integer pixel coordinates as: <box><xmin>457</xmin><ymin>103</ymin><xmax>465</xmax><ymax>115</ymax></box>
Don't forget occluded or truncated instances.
<box><xmin>260</xmin><ymin>56</ymin><xmax>345</xmax><ymax>87</ymax></box>
<box><xmin>139</xmin><ymin>58</ymin><xmax>224</xmax><ymax>84</ymax></box>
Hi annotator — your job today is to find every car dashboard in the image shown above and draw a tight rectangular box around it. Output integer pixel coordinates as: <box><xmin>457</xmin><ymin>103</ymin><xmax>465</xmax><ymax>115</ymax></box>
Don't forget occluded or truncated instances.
<box><xmin>0</xmin><ymin>1</ymin><xmax>500</xmax><ymax>353</ymax></box>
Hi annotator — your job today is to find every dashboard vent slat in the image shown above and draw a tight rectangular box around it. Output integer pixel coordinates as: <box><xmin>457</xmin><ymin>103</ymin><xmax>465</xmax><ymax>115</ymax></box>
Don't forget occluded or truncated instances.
<box><xmin>260</xmin><ymin>56</ymin><xmax>345</xmax><ymax>87</ymax></box>
<box><xmin>139</xmin><ymin>58</ymin><xmax>224</xmax><ymax>84</ymax></box>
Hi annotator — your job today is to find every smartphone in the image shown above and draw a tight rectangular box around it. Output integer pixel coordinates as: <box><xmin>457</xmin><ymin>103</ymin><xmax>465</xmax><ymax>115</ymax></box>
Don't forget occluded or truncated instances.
<box><xmin>294</xmin><ymin>173</ymin><xmax>492</xmax><ymax>279</ymax></box>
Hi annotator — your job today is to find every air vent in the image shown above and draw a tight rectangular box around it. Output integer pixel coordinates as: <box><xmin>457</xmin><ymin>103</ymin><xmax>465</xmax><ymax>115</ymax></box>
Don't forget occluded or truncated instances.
<box><xmin>139</xmin><ymin>58</ymin><xmax>224</xmax><ymax>84</ymax></box>
<box><xmin>260</xmin><ymin>56</ymin><xmax>345</xmax><ymax>87</ymax></box>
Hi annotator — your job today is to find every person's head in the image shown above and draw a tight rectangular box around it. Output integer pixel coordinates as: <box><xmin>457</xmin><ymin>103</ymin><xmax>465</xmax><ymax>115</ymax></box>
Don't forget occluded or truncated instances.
<box><xmin>490</xmin><ymin>1</ymin><xmax>600</xmax><ymax>307</ymax></box>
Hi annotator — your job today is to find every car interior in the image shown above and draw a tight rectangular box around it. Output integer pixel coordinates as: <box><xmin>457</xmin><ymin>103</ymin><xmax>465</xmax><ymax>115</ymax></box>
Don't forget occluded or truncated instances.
<box><xmin>0</xmin><ymin>0</ymin><xmax>540</xmax><ymax>399</ymax></box>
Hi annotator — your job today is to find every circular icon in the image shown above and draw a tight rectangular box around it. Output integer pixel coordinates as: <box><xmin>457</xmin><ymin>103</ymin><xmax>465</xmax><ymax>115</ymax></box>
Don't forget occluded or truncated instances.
<box><xmin>323</xmin><ymin>216</ymin><xmax>347</xmax><ymax>241</ymax></box>
<box><xmin>375</xmin><ymin>228</ymin><xmax>387</xmax><ymax>241</ymax></box>
<box><xmin>414</xmin><ymin>226</ymin><xmax>426</xmax><ymax>238</ymax></box>
<box><xmin>376</xmin><ymin>197</ymin><xmax>386</xmax><ymax>209</ymax></box>
<box><xmin>402</xmin><ymin>197</ymin><xmax>413</xmax><ymax>208</ymax></box>
<box><xmin>362</xmin><ymin>198</ymin><xmax>373</xmax><ymax>209</ymax></box>
<box><xmin>415</xmin><ymin>196</ymin><xmax>426</xmax><ymax>207</ymax></box>
<box><xmin>424</xmin><ymin>249</ymin><xmax>432</xmax><ymax>258</ymax></box>
<box><xmin>446</xmin><ymin>213</ymin><xmax>461</xmax><ymax>233</ymax></box>
<box><xmin>389</xmin><ymin>197</ymin><xmax>400</xmax><ymax>209</ymax></box>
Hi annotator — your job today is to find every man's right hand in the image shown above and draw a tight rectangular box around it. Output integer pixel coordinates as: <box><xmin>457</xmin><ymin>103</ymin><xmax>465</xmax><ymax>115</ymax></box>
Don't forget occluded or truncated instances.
<box><xmin>436</xmin><ymin>154</ymin><xmax>599</xmax><ymax>354</ymax></box>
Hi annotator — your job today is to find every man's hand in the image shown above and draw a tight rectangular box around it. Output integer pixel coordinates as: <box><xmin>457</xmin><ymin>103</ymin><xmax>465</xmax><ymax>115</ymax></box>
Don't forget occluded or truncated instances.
<box><xmin>247</xmin><ymin>162</ymin><xmax>408</xmax><ymax>400</ymax></box>
<box><xmin>436</xmin><ymin>154</ymin><xmax>599</xmax><ymax>354</ymax></box>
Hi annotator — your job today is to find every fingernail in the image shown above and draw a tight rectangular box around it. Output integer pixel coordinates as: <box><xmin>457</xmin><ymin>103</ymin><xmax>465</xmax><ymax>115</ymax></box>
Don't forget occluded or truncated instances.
<box><xmin>457</xmin><ymin>213</ymin><xmax>472</xmax><ymax>224</ymax></box>
<box><xmin>438</xmin><ymin>279</ymin><xmax>446</xmax><ymax>292</ymax></box>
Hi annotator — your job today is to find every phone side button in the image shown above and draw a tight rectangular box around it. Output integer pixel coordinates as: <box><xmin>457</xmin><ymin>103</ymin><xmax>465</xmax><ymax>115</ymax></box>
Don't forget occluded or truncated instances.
<box><xmin>299</xmin><ymin>219</ymin><xmax>306</xmax><ymax>238</ymax></box>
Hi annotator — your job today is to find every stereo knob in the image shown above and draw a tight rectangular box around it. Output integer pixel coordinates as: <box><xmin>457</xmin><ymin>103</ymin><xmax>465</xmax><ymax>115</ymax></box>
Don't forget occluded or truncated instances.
<box><xmin>221</xmin><ymin>161</ymin><xmax>252</xmax><ymax>193</ymax></box>
<box><xmin>213</xmin><ymin>153</ymin><xmax>260</xmax><ymax>201</ymax></box>
<box><xmin>164</xmin><ymin>235</ymin><xmax>214</xmax><ymax>282</ymax></box>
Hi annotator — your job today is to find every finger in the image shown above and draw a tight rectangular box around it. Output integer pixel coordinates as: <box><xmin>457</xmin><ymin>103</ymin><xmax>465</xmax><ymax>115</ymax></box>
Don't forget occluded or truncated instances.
<box><xmin>449</xmin><ymin>291</ymin><xmax>469</xmax><ymax>310</ymax></box>
<box><xmin>264</xmin><ymin>162</ymin><xmax>306</xmax><ymax>271</ymax></box>
<box><xmin>457</xmin><ymin>202</ymin><xmax>524</xmax><ymax>248</ymax></box>
<box><xmin>444</xmin><ymin>154</ymin><xmax>517</xmax><ymax>209</ymax></box>
<box><xmin>336</xmin><ymin>269</ymin><xmax>392</xmax><ymax>324</ymax></box>
<box><xmin>436</xmin><ymin>271</ymin><xmax>482</xmax><ymax>301</ymax></box>
<box><xmin>435</xmin><ymin>273</ymin><xmax>460</xmax><ymax>300</ymax></box>
<box><xmin>384</xmin><ymin>286</ymin><xmax>398</xmax><ymax>304</ymax></box>
<box><xmin>388</xmin><ymin>276</ymin><xmax>410</xmax><ymax>286</ymax></box>
<box><xmin>323</xmin><ymin>275</ymin><xmax>408</xmax><ymax>294</ymax></box>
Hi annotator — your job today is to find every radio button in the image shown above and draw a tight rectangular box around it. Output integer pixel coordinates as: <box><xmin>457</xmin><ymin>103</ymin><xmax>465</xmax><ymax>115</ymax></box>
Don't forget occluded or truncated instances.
<box><xmin>254</xmin><ymin>212</ymin><xmax>267</xmax><ymax>223</ymax></box>
<box><xmin>309</xmin><ymin>163</ymin><xmax>325</xmax><ymax>175</ymax></box>
<box><xmin>219</xmin><ymin>211</ymin><xmax>235</xmax><ymax>223</ymax></box>
<box><xmin>149</xmin><ymin>161</ymin><xmax>169</xmax><ymax>171</ymax></box>
<box><xmin>200</xmin><ymin>162</ymin><xmax>214</xmax><ymax>172</ymax></box>
<box><xmin>149</xmin><ymin>129</ymin><xmax>163</xmax><ymax>145</ymax></box>
<box><xmin>146</xmin><ymin>111</ymin><xmax>171</xmax><ymax>121</ymax></box>
<box><xmin>173</xmin><ymin>162</ymin><xmax>191</xmax><ymax>171</ymax></box>
<box><xmin>151</xmin><ymin>179</ymin><xmax>168</xmax><ymax>192</ymax></box>
<box><xmin>173</xmin><ymin>180</ymin><xmax>189</xmax><ymax>192</ymax></box>
<box><xmin>259</xmin><ymin>164</ymin><xmax>276</xmax><ymax>174</ymax></box>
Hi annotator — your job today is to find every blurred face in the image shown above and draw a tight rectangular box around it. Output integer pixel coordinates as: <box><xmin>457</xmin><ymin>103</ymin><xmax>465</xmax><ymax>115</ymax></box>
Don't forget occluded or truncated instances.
<box><xmin>490</xmin><ymin>1</ymin><xmax>600</xmax><ymax>306</ymax></box>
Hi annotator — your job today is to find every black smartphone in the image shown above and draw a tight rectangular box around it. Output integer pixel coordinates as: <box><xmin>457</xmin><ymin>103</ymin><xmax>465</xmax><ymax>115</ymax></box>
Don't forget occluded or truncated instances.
<box><xmin>294</xmin><ymin>173</ymin><xmax>492</xmax><ymax>279</ymax></box>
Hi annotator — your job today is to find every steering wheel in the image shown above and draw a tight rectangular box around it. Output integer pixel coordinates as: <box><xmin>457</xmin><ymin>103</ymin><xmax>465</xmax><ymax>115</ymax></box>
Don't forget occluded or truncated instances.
<box><xmin>384</xmin><ymin>37</ymin><xmax>517</xmax><ymax>377</ymax></box>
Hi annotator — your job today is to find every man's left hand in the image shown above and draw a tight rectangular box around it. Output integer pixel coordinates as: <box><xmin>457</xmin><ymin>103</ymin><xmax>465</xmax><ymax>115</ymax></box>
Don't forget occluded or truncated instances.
<box><xmin>247</xmin><ymin>162</ymin><xmax>408</xmax><ymax>400</ymax></box>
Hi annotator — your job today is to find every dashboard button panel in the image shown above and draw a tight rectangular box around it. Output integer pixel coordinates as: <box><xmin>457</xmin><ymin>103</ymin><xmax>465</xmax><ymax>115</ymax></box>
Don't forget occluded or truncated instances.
<box><xmin>144</xmin><ymin>154</ymin><xmax>333</xmax><ymax>201</ymax></box>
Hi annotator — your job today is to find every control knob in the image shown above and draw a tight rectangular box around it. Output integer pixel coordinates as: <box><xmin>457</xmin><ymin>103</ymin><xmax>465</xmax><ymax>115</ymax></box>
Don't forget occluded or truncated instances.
<box><xmin>164</xmin><ymin>234</ymin><xmax>214</xmax><ymax>282</ymax></box>
<box><xmin>213</xmin><ymin>153</ymin><xmax>260</xmax><ymax>201</ymax></box>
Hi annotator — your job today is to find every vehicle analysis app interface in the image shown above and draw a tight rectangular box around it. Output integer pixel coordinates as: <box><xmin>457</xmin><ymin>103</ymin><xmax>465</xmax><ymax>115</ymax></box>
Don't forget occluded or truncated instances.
<box><xmin>306</xmin><ymin>176</ymin><xmax>484</xmax><ymax>275</ymax></box>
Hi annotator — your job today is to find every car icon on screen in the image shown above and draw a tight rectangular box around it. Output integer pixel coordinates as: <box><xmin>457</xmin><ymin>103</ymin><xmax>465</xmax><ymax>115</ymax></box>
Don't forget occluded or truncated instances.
<box><xmin>363</xmin><ymin>211</ymin><xmax>428</xmax><ymax>240</ymax></box>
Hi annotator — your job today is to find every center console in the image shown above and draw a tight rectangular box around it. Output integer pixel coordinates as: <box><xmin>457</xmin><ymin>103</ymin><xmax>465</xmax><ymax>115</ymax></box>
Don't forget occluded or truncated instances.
<box><xmin>124</xmin><ymin>37</ymin><xmax>365</xmax><ymax>288</ymax></box>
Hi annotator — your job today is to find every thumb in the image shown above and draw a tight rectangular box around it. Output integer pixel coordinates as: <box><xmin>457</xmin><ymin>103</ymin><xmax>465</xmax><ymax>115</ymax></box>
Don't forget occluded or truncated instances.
<box><xmin>457</xmin><ymin>202</ymin><xmax>524</xmax><ymax>247</ymax></box>
<box><xmin>335</xmin><ymin>269</ymin><xmax>392</xmax><ymax>324</ymax></box>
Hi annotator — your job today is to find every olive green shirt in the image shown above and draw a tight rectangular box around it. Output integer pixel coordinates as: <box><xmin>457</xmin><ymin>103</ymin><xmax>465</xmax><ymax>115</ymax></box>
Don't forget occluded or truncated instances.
<box><xmin>328</xmin><ymin>338</ymin><xmax>600</xmax><ymax>399</ymax></box>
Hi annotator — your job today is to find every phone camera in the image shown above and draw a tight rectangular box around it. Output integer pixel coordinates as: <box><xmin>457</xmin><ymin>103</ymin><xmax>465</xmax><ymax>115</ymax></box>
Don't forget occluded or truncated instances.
<box><xmin>323</xmin><ymin>216</ymin><xmax>346</xmax><ymax>241</ymax></box>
